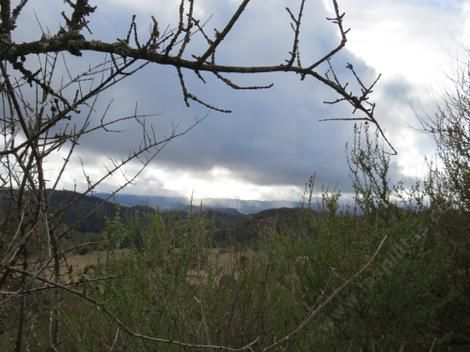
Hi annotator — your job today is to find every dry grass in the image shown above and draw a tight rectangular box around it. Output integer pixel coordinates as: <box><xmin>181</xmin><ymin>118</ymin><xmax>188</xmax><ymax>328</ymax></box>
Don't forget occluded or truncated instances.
<box><xmin>62</xmin><ymin>247</ymin><xmax>259</xmax><ymax>292</ymax></box>
<box><xmin>66</xmin><ymin>247</ymin><xmax>255</xmax><ymax>273</ymax></box>
<box><xmin>62</xmin><ymin>249</ymin><xmax>130</xmax><ymax>276</ymax></box>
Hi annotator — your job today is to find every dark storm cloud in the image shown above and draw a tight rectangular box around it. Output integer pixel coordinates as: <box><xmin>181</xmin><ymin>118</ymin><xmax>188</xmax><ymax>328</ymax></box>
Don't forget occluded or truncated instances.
<box><xmin>14</xmin><ymin>1</ymin><xmax>422</xmax><ymax>195</ymax></box>
<box><xmin>76</xmin><ymin>60</ymin><xmax>376</xmax><ymax>191</ymax></box>
<box><xmin>69</xmin><ymin>0</ymin><xmax>414</xmax><ymax>193</ymax></box>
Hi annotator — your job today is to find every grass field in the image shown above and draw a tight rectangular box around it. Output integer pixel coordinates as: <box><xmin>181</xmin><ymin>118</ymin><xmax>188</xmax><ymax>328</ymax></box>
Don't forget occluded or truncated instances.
<box><xmin>64</xmin><ymin>247</ymin><xmax>255</xmax><ymax>286</ymax></box>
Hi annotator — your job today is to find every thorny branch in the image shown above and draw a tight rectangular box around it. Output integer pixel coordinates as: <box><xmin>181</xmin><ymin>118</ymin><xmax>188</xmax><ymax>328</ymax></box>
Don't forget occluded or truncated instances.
<box><xmin>0</xmin><ymin>0</ymin><xmax>394</xmax><ymax>350</ymax></box>
<box><xmin>0</xmin><ymin>0</ymin><xmax>391</xmax><ymax>148</ymax></box>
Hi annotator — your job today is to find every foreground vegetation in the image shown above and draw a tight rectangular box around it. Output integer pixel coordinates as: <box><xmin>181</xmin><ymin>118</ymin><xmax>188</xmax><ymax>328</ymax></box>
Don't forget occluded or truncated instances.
<box><xmin>2</xmin><ymin>0</ymin><xmax>469</xmax><ymax>350</ymax></box>
<box><xmin>2</xmin><ymin>120</ymin><xmax>470</xmax><ymax>351</ymax></box>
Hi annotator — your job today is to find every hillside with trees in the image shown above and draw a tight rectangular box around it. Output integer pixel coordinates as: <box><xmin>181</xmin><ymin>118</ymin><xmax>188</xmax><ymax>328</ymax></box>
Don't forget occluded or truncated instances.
<box><xmin>0</xmin><ymin>0</ymin><xmax>469</xmax><ymax>351</ymax></box>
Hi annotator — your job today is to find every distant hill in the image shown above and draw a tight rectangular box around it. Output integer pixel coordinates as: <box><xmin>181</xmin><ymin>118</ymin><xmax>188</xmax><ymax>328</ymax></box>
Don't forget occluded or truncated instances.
<box><xmin>94</xmin><ymin>192</ymin><xmax>300</xmax><ymax>214</ymax></box>
<box><xmin>0</xmin><ymin>189</ymin><xmax>152</xmax><ymax>235</ymax></box>
<box><xmin>94</xmin><ymin>192</ymin><xmax>188</xmax><ymax>210</ymax></box>
<box><xmin>1</xmin><ymin>190</ymin><xmax>314</xmax><ymax>246</ymax></box>
<box><xmin>47</xmin><ymin>190</ymin><xmax>156</xmax><ymax>234</ymax></box>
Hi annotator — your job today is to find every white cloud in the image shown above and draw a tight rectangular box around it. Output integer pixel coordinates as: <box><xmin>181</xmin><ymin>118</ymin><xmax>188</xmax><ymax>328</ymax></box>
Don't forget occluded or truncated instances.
<box><xmin>344</xmin><ymin>0</ymin><xmax>467</xmax><ymax>86</ymax></box>
<box><xmin>340</xmin><ymin>0</ymin><xmax>468</xmax><ymax>183</ymax></box>
<box><xmin>464</xmin><ymin>2</ymin><xmax>470</xmax><ymax>44</ymax></box>
<box><xmin>12</xmin><ymin>0</ymin><xmax>469</xmax><ymax>201</ymax></box>
<box><xmin>142</xmin><ymin>165</ymin><xmax>302</xmax><ymax>201</ymax></box>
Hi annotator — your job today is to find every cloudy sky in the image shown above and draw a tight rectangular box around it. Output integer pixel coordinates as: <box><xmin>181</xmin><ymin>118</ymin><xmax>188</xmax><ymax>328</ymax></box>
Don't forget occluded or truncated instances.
<box><xmin>15</xmin><ymin>0</ymin><xmax>470</xmax><ymax>201</ymax></box>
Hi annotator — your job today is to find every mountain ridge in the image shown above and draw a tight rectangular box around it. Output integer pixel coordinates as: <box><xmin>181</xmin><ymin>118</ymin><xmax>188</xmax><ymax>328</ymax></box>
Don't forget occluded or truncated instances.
<box><xmin>93</xmin><ymin>192</ymin><xmax>300</xmax><ymax>214</ymax></box>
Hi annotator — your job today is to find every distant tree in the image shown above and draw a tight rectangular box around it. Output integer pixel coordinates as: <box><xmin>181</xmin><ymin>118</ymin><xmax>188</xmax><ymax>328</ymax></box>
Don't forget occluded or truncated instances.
<box><xmin>417</xmin><ymin>50</ymin><xmax>470</xmax><ymax>347</ymax></box>
<box><xmin>347</xmin><ymin>123</ymin><xmax>392</xmax><ymax>215</ymax></box>
<box><xmin>0</xmin><ymin>1</ymin><xmax>388</xmax><ymax>350</ymax></box>
<box><xmin>418</xmin><ymin>49</ymin><xmax>470</xmax><ymax>211</ymax></box>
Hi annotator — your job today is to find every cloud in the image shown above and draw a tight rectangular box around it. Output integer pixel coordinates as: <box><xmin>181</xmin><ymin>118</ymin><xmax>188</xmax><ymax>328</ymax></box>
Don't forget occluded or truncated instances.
<box><xmin>45</xmin><ymin>0</ymin><xmax>371</xmax><ymax>197</ymax></box>
<box><xmin>344</xmin><ymin>0</ymin><xmax>467</xmax><ymax>85</ymax></box>
<box><xmin>9</xmin><ymin>0</ymin><xmax>469</xmax><ymax>200</ymax></box>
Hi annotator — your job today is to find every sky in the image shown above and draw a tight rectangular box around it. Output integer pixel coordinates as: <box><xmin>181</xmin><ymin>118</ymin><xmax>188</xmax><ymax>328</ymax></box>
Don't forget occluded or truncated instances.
<box><xmin>12</xmin><ymin>0</ymin><xmax>470</xmax><ymax>202</ymax></box>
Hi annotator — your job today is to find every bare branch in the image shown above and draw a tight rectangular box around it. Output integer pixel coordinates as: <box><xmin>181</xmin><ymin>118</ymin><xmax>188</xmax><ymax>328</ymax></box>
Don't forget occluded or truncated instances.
<box><xmin>197</xmin><ymin>0</ymin><xmax>251</xmax><ymax>64</ymax></box>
